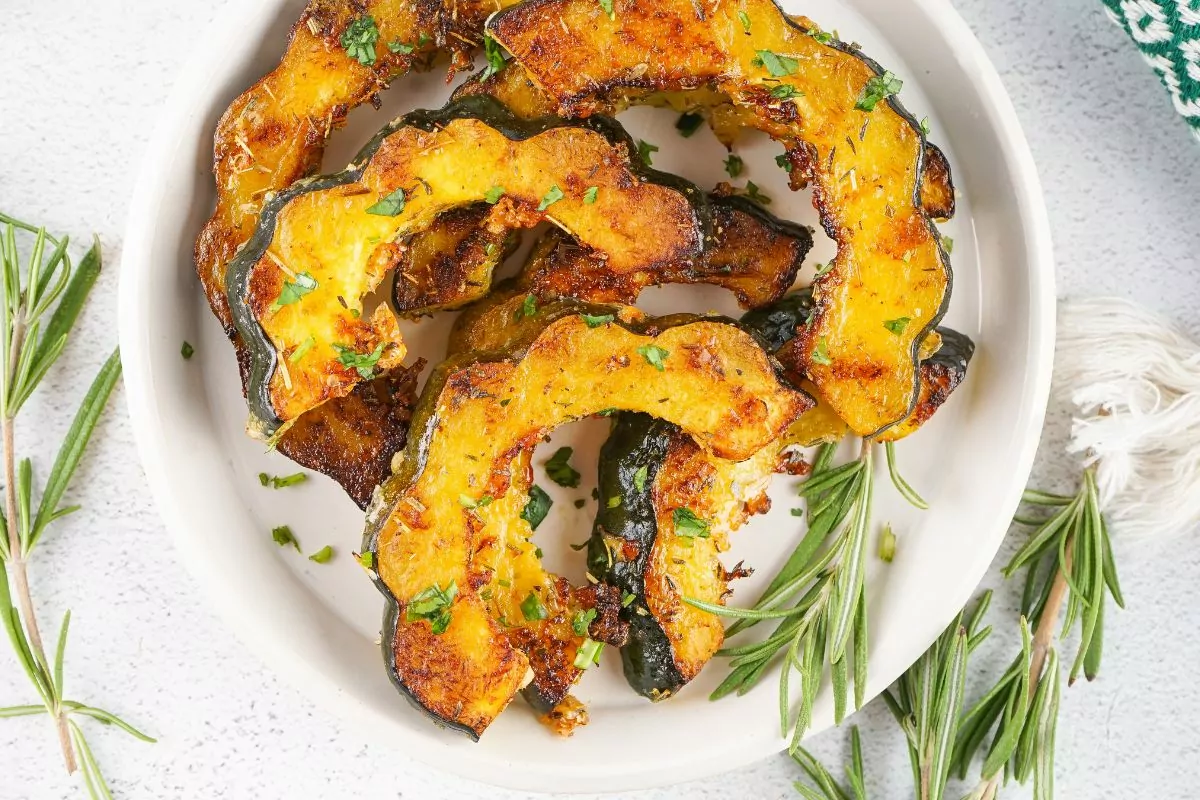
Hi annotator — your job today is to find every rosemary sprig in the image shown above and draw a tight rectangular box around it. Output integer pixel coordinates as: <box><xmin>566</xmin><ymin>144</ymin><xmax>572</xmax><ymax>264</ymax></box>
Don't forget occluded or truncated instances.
<box><xmin>793</xmin><ymin>593</ymin><xmax>992</xmax><ymax>800</ymax></box>
<box><xmin>686</xmin><ymin>440</ymin><xmax>877</xmax><ymax>750</ymax></box>
<box><xmin>952</xmin><ymin>469</ymin><xmax>1118</xmax><ymax>797</ymax></box>
<box><xmin>786</xmin><ymin>467</ymin><xmax>1123</xmax><ymax>800</ymax></box>
<box><xmin>0</xmin><ymin>215</ymin><xmax>154</xmax><ymax>797</ymax></box>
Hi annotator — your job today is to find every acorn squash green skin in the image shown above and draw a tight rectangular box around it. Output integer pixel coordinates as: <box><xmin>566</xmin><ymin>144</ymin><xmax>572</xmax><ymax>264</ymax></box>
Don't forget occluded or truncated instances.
<box><xmin>226</xmin><ymin>94</ymin><xmax>713</xmax><ymax>433</ymax></box>
<box><xmin>588</xmin><ymin>412</ymin><xmax>688</xmax><ymax>698</ymax></box>
<box><xmin>738</xmin><ymin>287</ymin><xmax>816</xmax><ymax>353</ymax></box>
<box><xmin>588</xmin><ymin>295</ymin><xmax>802</xmax><ymax>699</ymax></box>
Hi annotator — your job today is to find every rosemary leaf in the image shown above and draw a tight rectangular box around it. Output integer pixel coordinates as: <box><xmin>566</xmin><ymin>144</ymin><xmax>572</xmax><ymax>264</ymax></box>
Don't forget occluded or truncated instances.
<box><xmin>0</xmin><ymin>704</ymin><xmax>45</xmax><ymax>717</ymax></box>
<box><xmin>34</xmin><ymin>236</ymin><xmax>100</xmax><ymax>368</ymax></box>
<box><xmin>884</xmin><ymin>441</ymin><xmax>928</xmax><ymax>509</ymax></box>
<box><xmin>28</xmin><ymin>350</ymin><xmax>122</xmax><ymax>552</ymax></box>
<box><xmin>63</xmin><ymin>702</ymin><xmax>157</xmax><ymax>743</ymax></box>
<box><xmin>53</xmin><ymin>609</ymin><xmax>70</xmax><ymax>695</ymax></box>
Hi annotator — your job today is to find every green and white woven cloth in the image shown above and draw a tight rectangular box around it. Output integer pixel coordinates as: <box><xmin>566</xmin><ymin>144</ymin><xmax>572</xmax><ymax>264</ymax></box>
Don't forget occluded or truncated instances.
<box><xmin>1103</xmin><ymin>0</ymin><xmax>1200</xmax><ymax>140</ymax></box>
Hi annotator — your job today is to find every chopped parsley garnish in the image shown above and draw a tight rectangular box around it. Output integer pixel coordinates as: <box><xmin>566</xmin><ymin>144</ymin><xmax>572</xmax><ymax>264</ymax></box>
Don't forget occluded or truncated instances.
<box><xmin>308</xmin><ymin>545</ymin><xmax>334</xmax><ymax>564</ymax></box>
<box><xmin>521</xmin><ymin>591</ymin><xmax>549</xmax><ymax>622</ymax></box>
<box><xmin>637</xmin><ymin>344</ymin><xmax>669</xmax><ymax>371</ymax></box>
<box><xmin>366</xmin><ymin>187</ymin><xmax>406</xmax><ymax>216</ymax></box>
<box><xmin>484</xmin><ymin>185</ymin><xmax>505</xmax><ymax>204</ymax></box>
<box><xmin>538</xmin><ymin>184</ymin><xmax>565</xmax><ymax>211</ymax></box>
<box><xmin>743</xmin><ymin>181</ymin><xmax>772</xmax><ymax>205</ymax></box>
<box><xmin>738</xmin><ymin>10</ymin><xmax>752</xmax><ymax>32</ymax></box>
<box><xmin>811</xmin><ymin>337</ymin><xmax>832</xmax><ymax>366</ymax></box>
<box><xmin>258</xmin><ymin>472</ymin><xmax>308</xmax><ymax>489</ymax></box>
<box><xmin>332</xmin><ymin>342</ymin><xmax>387</xmax><ymax>379</ymax></box>
<box><xmin>607</xmin><ymin>495</ymin><xmax>621</xmax><ymax>509</ymax></box>
<box><xmin>388</xmin><ymin>40</ymin><xmax>414</xmax><ymax>54</ymax></box>
<box><xmin>289</xmin><ymin>336</ymin><xmax>315</xmax><ymax>363</ymax></box>
<box><xmin>595</xmin><ymin>408</ymin><xmax>617</xmax><ymax>417</ymax></box>
<box><xmin>271</xmin><ymin>525</ymin><xmax>300</xmax><ymax>551</ymax></box>
<box><xmin>574</xmin><ymin>638</ymin><xmax>604</xmax><ymax>669</ymax></box>
<box><xmin>633</xmin><ymin>465</ymin><xmax>649</xmax><ymax>493</ymax></box>
<box><xmin>545</xmin><ymin>447</ymin><xmax>582</xmax><ymax>488</ymax></box>
<box><xmin>481</xmin><ymin>34</ymin><xmax>506</xmax><ymax>80</ymax></box>
<box><xmin>883</xmin><ymin>317</ymin><xmax>912</xmax><ymax>335</ymax></box>
<box><xmin>856</xmin><ymin>71</ymin><xmax>903</xmax><ymax>112</ymax></box>
<box><xmin>572</xmin><ymin>608</ymin><xmax>598</xmax><ymax>636</ymax></box>
<box><xmin>920</xmin><ymin>117</ymin><xmax>931</xmax><ymax>136</ymax></box>
<box><xmin>357</xmin><ymin>551</ymin><xmax>375</xmax><ymax>570</ymax></box>
<box><xmin>458</xmin><ymin>493</ymin><xmax>494</xmax><ymax>509</ymax></box>
<box><xmin>752</xmin><ymin>49</ymin><xmax>799</xmax><ymax>77</ymax></box>
<box><xmin>621</xmin><ymin>591</ymin><xmax>636</xmax><ymax>607</ymax></box>
<box><xmin>406</xmin><ymin>581</ymin><xmax>457</xmax><ymax>635</ymax></box>
<box><xmin>637</xmin><ymin>139</ymin><xmax>659</xmax><ymax>166</ymax></box>
<box><xmin>341</xmin><ymin>15</ymin><xmax>379</xmax><ymax>67</ymax></box>
<box><xmin>180</xmin><ymin>341</ymin><xmax>194</xmax><ymax>360</ymax></box>
<box><xmin>814</xmin><ymin>261</ymin><xmax>834</xmax><ymax>278</ymax></box>
<box><xmin>675</xmin><ymin>112</ymin><xmax>704</xmax><ymax>138</ymax></box>
<box><xmin>775</xmin><ymin>153</ymin><xmax>793</xmax><ymax>173</ymax></box>
<box><xmin>597</xmin><ymin>0</ymin><xmax>615</xmax><ymax>20</ymax></box>
<box><xmin>770</xmin><ymin>84</ymin><xmax>803</xmax><ymax>100</ymax></box>
<box><xmin>942</xmin><ymin>236</ymin><xmax>955</xmax><ymax>254</ymax></box>
<box><xmin>270</xmin><ymin>271</ymin><xmax>318</xmax><ymax>312</ymax></box>
<box><xmin>673</xmin><ymin>508</ymin><xmax>711</xmax><ymax>539</ymax></box>
<box><xmin>521</xmin><ymin>485</ymin><xmax>553</xmax><ymax>531</ymax></box>
<box><xmin>811</xmin><ymin>29</ymin><xmax>836</xmax><ymax>45</ymax></box>
<box><xmin>580</xmin><ymin>312</ymin><xmax>615</xmax><ymax>328</ymax></box>
<box><xmin>516</xmin><ymin>294</ymin><xmax>538</xmax><ymax>320</ymax></box>
<box><xmin>724</xmin><ymin>153</ymin><xmax>745</xmax><ymax>178</ymax></box>
<box><xmin>583</xmin><ymin>186</ymin><xmax>599</xmax><ymax>204</ymax></box>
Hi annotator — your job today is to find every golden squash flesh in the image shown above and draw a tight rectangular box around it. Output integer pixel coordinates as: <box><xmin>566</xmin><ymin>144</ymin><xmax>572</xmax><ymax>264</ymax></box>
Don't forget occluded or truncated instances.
<box><xmin>227</xmin><ymin>98</ymin><xmax>708</xmax><ymax>432</ymax></box>
<box><xmin>363</xmin><ymin>308</ymin><xmax>812</xmax><ymax>738</ymax></box>
<box><xmin>487</xmin><ymin>0</ymin><xmax>952</xmax><ymax>437</ymax></box>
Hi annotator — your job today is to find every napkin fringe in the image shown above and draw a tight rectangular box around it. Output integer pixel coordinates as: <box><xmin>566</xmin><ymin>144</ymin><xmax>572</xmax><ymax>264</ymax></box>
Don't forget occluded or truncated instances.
<box><xmin>1056</xmin><ymin>297</ymin><xmax>1200</xmax><ymax>539</ymax></box>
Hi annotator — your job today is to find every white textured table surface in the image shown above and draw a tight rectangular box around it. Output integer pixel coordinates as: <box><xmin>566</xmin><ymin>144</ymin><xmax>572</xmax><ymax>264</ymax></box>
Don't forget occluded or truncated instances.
<box><xmin>3</xmin><ymin>1</ymin><xmax>1199</xmax><ymax>798</ymax></box>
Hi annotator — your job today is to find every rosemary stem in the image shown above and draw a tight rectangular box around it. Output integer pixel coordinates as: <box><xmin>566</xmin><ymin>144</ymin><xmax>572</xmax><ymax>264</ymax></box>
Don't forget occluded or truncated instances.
<box><xmin>1028</xmin><ymin>535</ymin><xmax>1073</xmax><ymax>699</ymax></box>
<box><xmin>919</xmin><ymin>740</ymin><xmax>933</xmax><ymax>800</ymax></box>
<box><xmin>1</xmin><ymin>313</ymin><xmax>77</xmax><ymax>774</ymax></box>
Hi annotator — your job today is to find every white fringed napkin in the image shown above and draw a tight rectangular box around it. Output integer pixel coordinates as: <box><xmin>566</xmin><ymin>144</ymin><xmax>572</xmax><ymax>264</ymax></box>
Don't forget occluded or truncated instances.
<box><xmin>1056</xmin><ymin>297</ymin><xmax>1200</xmax><ymax>540</ymax></box>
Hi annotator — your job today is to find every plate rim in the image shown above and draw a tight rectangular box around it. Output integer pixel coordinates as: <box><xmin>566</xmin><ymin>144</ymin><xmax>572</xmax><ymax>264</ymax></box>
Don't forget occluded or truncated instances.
<box><xmin>118</xmin><ymin>0</ymin><xmax>1056</xmax><ymax>792</ymax></box>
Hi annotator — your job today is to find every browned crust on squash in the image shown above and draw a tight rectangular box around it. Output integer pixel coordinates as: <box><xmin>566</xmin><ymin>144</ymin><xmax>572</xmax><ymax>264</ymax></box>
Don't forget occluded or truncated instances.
<box><xmin>276</xmin><ymin>360</ymin><xmax>424</xmax><ymax>509</ymax></box>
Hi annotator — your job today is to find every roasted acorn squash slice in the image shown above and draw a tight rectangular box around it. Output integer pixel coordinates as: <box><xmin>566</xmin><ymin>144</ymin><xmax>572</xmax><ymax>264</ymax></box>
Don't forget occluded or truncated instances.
<box><xmin>227</xmin><ymin>96</ymin><xmax>709</xmax><ymax>434</ymax></box>
<box><xmin>591</xmin><ymin>291</ymin><xmax>973</xmax><ymax>699</ymax></box>
<box><xmin>195</xmin><ymin>0</ymin><xmax>513</xmax><ymax>504</ymax></box>
<box><xmin>453</xmin><ymin>60</ymin><xmax>956</xmax><ymax>221</ymax></box>
<box><xmin>488</xmin><ymin>0</ymin><xmax>953</xmax><ymax>436</ymax></box>
<box><xmin>362</xmin><ymin>307</ymin><xmax>811</xmax><ymax>738</ymax></box>
<box><xmin>447</xmin><ymin>194</ymin><xmax>812</xmax><ymax>344</ymax></box>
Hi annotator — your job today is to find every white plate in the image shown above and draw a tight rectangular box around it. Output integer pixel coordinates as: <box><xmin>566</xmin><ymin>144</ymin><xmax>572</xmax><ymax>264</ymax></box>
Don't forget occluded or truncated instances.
<box><xmin>119</xmin><ymin>0</ymin><xmax>1054</xmax><ymax>792</ymax></box>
